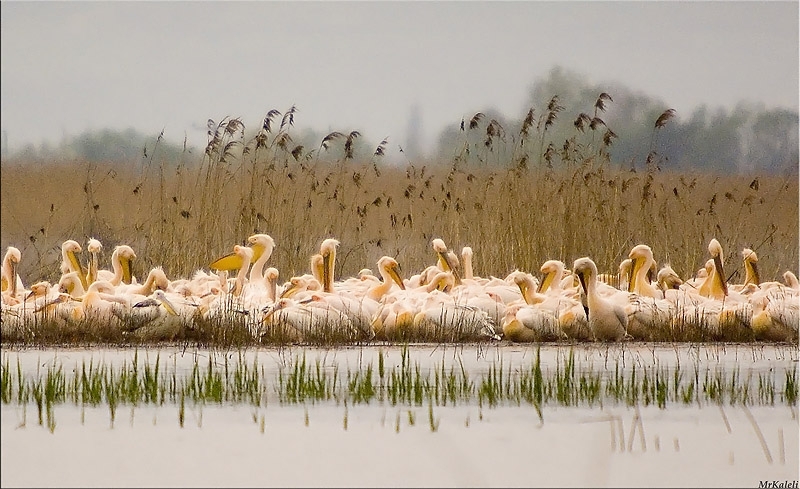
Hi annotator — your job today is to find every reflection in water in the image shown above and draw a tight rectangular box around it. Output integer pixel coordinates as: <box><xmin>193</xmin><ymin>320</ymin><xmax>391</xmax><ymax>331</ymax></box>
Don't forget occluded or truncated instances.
<box><xmin>1</xmin><ymin>344</ymin><xmax>798</xmax><ymax>487</ymax></box>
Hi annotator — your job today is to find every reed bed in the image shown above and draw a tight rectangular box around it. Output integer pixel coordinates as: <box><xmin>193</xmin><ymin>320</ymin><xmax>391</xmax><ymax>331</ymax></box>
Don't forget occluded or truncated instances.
<box><xmin>2</xmin><ymin>346</ymin><xmax>796</xmax><ymax>433</ymax></box>
<box><xmin>2</xmin><ymin>107</ymin><xmax>797</xmax><ymax>290</ymax></box>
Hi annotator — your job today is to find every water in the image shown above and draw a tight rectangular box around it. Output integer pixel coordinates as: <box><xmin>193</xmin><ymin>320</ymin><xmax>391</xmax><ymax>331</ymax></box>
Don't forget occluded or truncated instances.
<box><xmin>1</xmin><ymin>343</ymin><xmax>798</xmax><ymax>487</ymax></box>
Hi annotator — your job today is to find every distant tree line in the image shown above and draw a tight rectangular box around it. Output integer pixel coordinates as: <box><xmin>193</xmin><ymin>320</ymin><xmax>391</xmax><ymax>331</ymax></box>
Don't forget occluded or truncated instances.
<box><xmin>4</xmin><ymin>66</ymin><xmax>797</xmax><ymax>174</ymax></box>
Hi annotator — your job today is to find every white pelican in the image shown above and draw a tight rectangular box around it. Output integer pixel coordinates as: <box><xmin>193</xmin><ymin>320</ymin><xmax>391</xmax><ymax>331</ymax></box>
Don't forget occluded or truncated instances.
<box><xmin>86</xmin><ymin>238</ymin><xmax>103</xmax><ymax>287</ymax></box>
<box><xmin>300</xmin><ymin>256</ymin><xmax>405</xmax><ymax>340</ymax></box>
<box><xmin>209</xmin><ymin>233</ymin><xmax>273</xmax><ymax>272</ymax></box>
<box><xmin>246</xmin><ymin>234</ymin><xmax>276</xmax><ymax>282</ymax></box>
<box><xmin>699</xmin><ymin>238</ymin><xmax>728</xmax><ymax>300</ymax></box>
<box><xmin>538</xmin><ymin>260</ymin><xmax>570</xmax><ymax>296</ymax></box>
<box><xmin>657</xmin><ymin>265</ymin><xmax>683</xmax><ymax>292</ymax></box>
<box><xmin>599</xmin><ymin>258</ymin><xmax>632</xmax><ymax>291</ymax></box>
<box><xmin>740</xmin><ymin>248</ymin><xmax>760</xmax><ymax>288</ymax></box>
<box><xmin>320</xmin><ymin>238</ymin><xmax>340</xmax><ymax>293</ymax></box>
<box><xmin>501</xmin><ymin>303</ymin><xmax>564</xmax><ymax>342</ymax></box>
<box><xmin>117</xmin><ymin>266</ymin><xmax>170</xmax><ymax>296</ymax></box>
<box><xmin>1</xmin><ymin>246</ymin><xmax>23</xmax><ymax>305</ymax></box>
<box><xmin>507</xmin><ymin>270</ymin><xmax>544</xmax><ymax>305</ymax></box>
<box><xmin>557</xmin><ymin>300</ymin><xmax>592</xmax><ymax>341</ymax></box>
<box><xmin>412</xmin><ymin>299</ymin><xmax>499</xmax><ymax>341</ymax></box>
<box><xmin>573</xmin><ymin>257</ymin><xmax>628</xmax><ymax>341</ymax></box>
<box><xmin>508</xmin><ymin>268</ymin><xmax>584</xmax><ymax>340</ymax></box>
<box><xmin>60</xmin><ymin>240</ymin><xmax>88</xmax><ymax>290</ymax></box>
<box><xmin>106</xmin><ymin>267</ymin><xmax>173</xmax><ymax>325</ymax></box>
<box><xmin>58</xmin><ymin>271</ymin><xmax>86</xmax><ymax>298</ymax></box>
<box><xmin>463</xmin><ymin>290</ymin><xmax>507</xmax><ymax>329</ymax></box>
<box><xmin>37</xmin><ymin>280</ymin><xmax>117</xmax><ymax>326</ymax></box>
<box><xmin>431</xmin><ymin>238</ymin><xmax>462</xmax><ymax>285</ymax></box>
<box><xmin>624</xmin><ymin>294</ymin><xmax>676</xmax><ymax>341</ymax></box>
<box><xmin>280</xmin><ymin>275</ymin><xmax>323</xmax><ymax>300</ymax></box>
<box><xmin>750</xmin><ymin>293</ymin><xmax>799</xmax><ymax>342</ymax></box>
<box><xmin>97</xmin><ymin>245</ymin><xmax>136</xmax><ymax>286</ymax></box>
<box><xmin>677</xmin><ymin>298</ymin><xmax>753</xmax><ymax>341</ymax></box>
<box><xmin>480</xmin><ymin>274</ymin><xmax>524</xmax><ymax>304</ymax></box>
<box><xmin>365</xmin><ymin>256</ymin><xmax>406</xmax><ymax>301</ymax></box>
<box><xmin>127</xmin><ymin>290</ymin><xmax>189</xmax><ymax>341</ymax></box>
<box><xmin>264</xmin><ymin>267</ymin><xmax>280</xmax><ymax>304</ymax></box>
<box><xmin>260</xmin><ymin>297</ymin><xmax>356</xmax><ymax>342</ymax></box>
<box><xmin>231</xmin><ymin>245</ymin><xmax>254</xmax><ymax>297</ymax></box>
<box><xmin>628</xmin><ymin>244</ymin><xmax>662</xmax><ymax>298</ymax></box>
<box><xmin>370</xmin><ymin>295</ymin><xmax>417</xmax><ymax>340</ymax></box>
<box><xmin>784</xmin><ymin>271</ymin><xmax>799</xmax><ymax>291</ymax></box>
<box><xmin>25</xmin><ymin>281</ymin><xmax>56</xmax><ymax>305</ymax></box>
<box><xmin>461</xmin><ymin>246</ymin><xmax>476</xmax><ymax>281</ymax></box>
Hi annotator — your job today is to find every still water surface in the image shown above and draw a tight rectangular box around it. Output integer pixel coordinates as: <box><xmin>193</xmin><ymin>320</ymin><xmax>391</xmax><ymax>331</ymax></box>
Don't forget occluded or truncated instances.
<box><xmin>1</xmin><ymin>343</ymin><xmax>797</xmax><ymax>487</ymax></box>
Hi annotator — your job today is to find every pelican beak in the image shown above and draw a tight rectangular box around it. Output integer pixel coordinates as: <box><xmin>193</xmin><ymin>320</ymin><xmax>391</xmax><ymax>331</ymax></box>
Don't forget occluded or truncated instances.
<box><xmin>748</xmin><ymin>262</ymin><xmax>761</xmax><ymax>286</ymax></box>
<box><xmin>121</xmin><ymin>256</ymin><xmax>133</xmax><ymax>285</ymax></box>
<box><xmin>68</xmin><ymin>250</ymin><xmax>89</xmax><ymax>291</ymax></box>
<box><xmin>280</xmin><ymin>282</ymin><xmax>298</xmax><ymax>299</ymax></box>
<box><xmin>157</xmin><ymin>293</ymin><xmax>178</xmax><ymax>316</ymax></box>
<box><xmin>210</xmin><ymin>252</ymin><xmax>245</xmax><ymax>272</ymax></box>
<box><xmin>436</xmin><ymin>251</ymin><xmax>451</xmax><ymax>272</ymax></box>
<box><xmin>515</xmin><ymin>279</ymin><xmax>530</xmax><ymax>305</ymax></box>
<box><xmin>10</xmin><ymin>260</ymin><xmax>18</xmax><ymax>297</ymax></box>
<box><xmin>249</xmin><ymin>244</ymin><xmax>265</xmax><ymax>264</ymax></box>
<box><xmin>388</xmin><ymin>264</ymin><xmax>406</xmax><ymax>290</ymax></box>
<box><xmin>322</xmin><ymin>252</ymin><xmax>332</xmax><ymax>293</ymax></box>
<box><xmin>86</xmin><ymin>252</ymin><xmax>97</xmax><ymax>286</ymax></box>
<box><xmin>713</xmin><ymin>254</ymin><xmax>728</xmax><ymax>297</ymax></box>
<box><xmin>262</xmin><ymin>300</ymin><xmax>285</xmax><ymax>322</ymax></box>
<box><xmin>628</xmin><ymin>257</ymin><xmax>640</xmax><ymax>293</ymax></box>
<box><xmin>577</xmin><ymin>270</ymin><xmax>588</xmax><ymax>296</ymax></box>
<box><xmin>35</xmin><ymin>294</ymin><xmax>68</xmax><ymax>313</ymax></box>
<box><xmin>539</xmin><ymin>271</ymin><xmax>554</xmax><ymax>295</ymax></box>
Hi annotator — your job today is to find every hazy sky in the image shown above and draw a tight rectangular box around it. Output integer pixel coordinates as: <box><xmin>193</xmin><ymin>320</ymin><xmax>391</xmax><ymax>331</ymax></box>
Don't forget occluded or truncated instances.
<box><xmin>1</xmin><ymin>1</ymin><xmax>798</xmax><ymax>155</ymax></box>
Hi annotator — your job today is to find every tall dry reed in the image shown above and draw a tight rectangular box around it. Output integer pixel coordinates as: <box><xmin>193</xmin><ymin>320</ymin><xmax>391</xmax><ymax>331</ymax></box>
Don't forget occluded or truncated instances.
<box><xmin>2</xmin><ymin>103</ymin><xmax>797</xmax><ymax>288</ymax></box>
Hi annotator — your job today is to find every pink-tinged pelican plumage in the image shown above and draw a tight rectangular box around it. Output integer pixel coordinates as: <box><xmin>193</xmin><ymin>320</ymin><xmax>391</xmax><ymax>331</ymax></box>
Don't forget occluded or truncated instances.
<box><xmin>97</xmin><ymin>245</ymin><xmax>136</xmax><ymax>286</ymax></box>
<box><xmin>1</xmin><ymin>247</ymin><xmax>23</xmax><ymax>305</ymax></box>
<box><xmin>573</xmin><ymin>257</ymin><xmax>628</xmax><ymax>341</ymax></box>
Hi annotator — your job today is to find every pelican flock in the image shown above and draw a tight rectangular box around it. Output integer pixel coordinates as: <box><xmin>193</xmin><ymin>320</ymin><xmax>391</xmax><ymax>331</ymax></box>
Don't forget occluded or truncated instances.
<box><xmin>1</xmin><ymin>235</ymin><xmax>797</xmax><ymax>344</ymax></box>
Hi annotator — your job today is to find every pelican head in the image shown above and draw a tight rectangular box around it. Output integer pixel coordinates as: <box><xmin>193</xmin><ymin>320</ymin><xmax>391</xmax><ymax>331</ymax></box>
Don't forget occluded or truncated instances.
<box><xmin>25</xmin><ymin>281</ymin><xmax>51</xmax><ymax>301</ymax></box>
<box><xmin>87</xmin><ymin>238</ymin><xmax>103</xmax><ymax>253</ymax></box>
<box><xmin>628</xmin><ymin>244</ymin><xmax>655</xmax><ymax>293</ymax></box>
<box><xmin>86</xmin><ymin>238</ymin><xmax>103</xmax><ymax>285</ymax></box>
<box><xmin>426</xmin><ymin>270</ymin><xmax>455</xmax><ymax>293</ymax></box>
<box><xmin>377</xmin><ymin>256</ymin><xmax>405</xmax><ymax>290</ymax></box>
<box><xmin>741</xmin><ymin>248</ymin><xmax>760</xmax><ymax>286</ymax></box>
<box><xmin>657</xmin><ymin>265</ymin><xmax>683</xmax><ymax>290</ymax></box>
<box><xmin>707</xmin><ymin>238</ymin><xmax>727</xmax><ymax>297</ymax></box>
<box><xmin>539</xmin><ymin>260</ymin><xmax>565</xmax><ymax>294</ymax></box>
<box><xmin>113</xmin><ymin>245</ymin><xmax>137</xmax><ymax>285</ymax></box>
<box><xmin>247</xmin><ymin>234</ymin><xmax>276</xmax><ymax>262</ymax></box>
<box><xmin>573</xmin><ymin>257</ymin><xmax>598</xmax><ymax>295</ymax></box>
<box><xmin>151</xmin><ymin>267</ymin><xmax>170</xmax><ymax>291</ymax></box>
<box><xmin>2</xmin><ymin>246</ymin><xmax>21</xmax><ymax>296</ymax></box>
<box><xmin>320</xmin><ymin>238</ymin><xmax>339</xmax><ymax>293</ymax></box>
<box><xmin>573</xmin><ymin>257</ymin><xmax>597</xmax><ymax>318</ymax></box>
<box><xmin>783</xmin><ymin>271</ymin><xmax>799</xmax><ymax>290</ymax></box>
<box><xmin>431</xmin><ymin>238</ymin><xmax>448</xmax><ymax>254</ymax></box>
<box><xmin>153</xmin><ymin>289</ymin><xmax>178</xmax><ymax>316</ymax></box>
<box><xmin>510</xmin><ymin>270</ymin><xmax>539</xmax><ymax>305</ymax></box>
<box><xmin>265</xmin><ymin>267</ymin><xmax>280</xmax><ymax>282</ymax></box>
<box><xmin>61</xmin><ymin>240</ymin><xmax>88</xmax><ymax>289</ymax></box>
